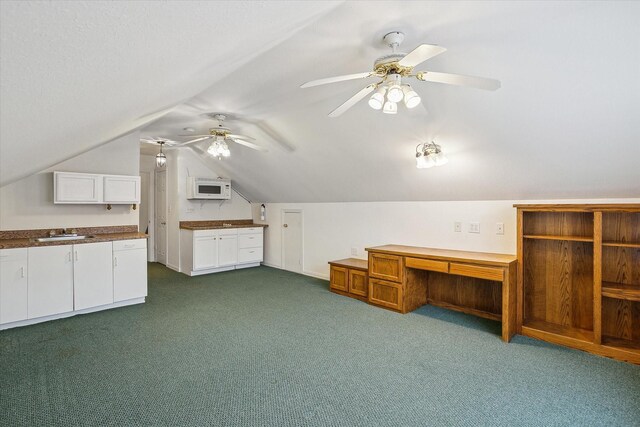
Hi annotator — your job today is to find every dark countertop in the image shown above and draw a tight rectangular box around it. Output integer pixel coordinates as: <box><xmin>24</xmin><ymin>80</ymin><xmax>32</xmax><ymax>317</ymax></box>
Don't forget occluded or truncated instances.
<box><xmin>0</xmin><ymin>225</ymin><xmax>147</xmax><ymax>249</ymax></box>
<box><xmin>180</xmin><ymin>220</ymin><xmax>268</xmax><ymax>230</ymax></box>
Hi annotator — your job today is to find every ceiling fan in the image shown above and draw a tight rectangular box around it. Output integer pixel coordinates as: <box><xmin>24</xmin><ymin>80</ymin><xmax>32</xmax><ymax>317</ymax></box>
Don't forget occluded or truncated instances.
<box><xmin>180</xmin><ymin>114</ymin><xmax>267</xmax><ymax>158</ymax></box>
<box><xmin>301</xmin><ymin>31</ymin><xmax>501</xmax><ymax>117</ymax></box>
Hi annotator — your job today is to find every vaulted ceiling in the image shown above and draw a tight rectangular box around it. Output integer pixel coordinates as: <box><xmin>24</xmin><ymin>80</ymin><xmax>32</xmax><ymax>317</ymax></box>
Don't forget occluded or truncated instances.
<box><xmin>2</xmin><ymin>1</ymin><xmax>639</xmax><ymax>202</ymax></box>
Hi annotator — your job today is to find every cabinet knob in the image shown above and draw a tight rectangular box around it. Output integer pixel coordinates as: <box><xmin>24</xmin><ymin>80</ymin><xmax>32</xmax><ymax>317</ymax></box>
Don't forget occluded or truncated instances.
<box><xmin>283</xmin><ymin>224</ymin><xmax>288</xmax><ymax>228</ymax></box>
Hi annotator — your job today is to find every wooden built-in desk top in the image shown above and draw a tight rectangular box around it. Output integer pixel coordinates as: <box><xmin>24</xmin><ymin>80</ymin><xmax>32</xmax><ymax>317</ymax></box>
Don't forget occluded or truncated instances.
<box><xmin>365</xmin><ymin>245</ymin><xmax>516</xmax><ymax>267</ymax></box>
<box><xmin>328</xmin><ymin>258</ymin><xmax>368</xmax><ymax>270</ymax></box>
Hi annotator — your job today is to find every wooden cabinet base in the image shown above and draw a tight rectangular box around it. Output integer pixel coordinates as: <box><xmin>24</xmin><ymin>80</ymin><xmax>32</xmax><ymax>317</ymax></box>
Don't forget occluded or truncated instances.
<box><xmin>329</xmin><ymin>258</ymin><xmax>369</xmax><ymax>302</ymax></box>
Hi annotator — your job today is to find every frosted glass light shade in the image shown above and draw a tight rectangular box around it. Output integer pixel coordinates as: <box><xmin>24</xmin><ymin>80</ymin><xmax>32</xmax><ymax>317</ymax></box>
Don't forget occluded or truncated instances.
<box><xmin>387</xmin><ymin>85</ymin><xmax>403</xmax><ymax>103</ymax></box>
<box><xmin>403</xmin><ymin>86</ymin><xmax>421</xmax><ymax>109</ymax></box>
<box><xmin>382</xmin><ymin>101</ymin><xmax>397</xmax><ymax>114</ymax></box>
<box><xmin>368</xmin><ymin>92</ymin><xmax>385</xmax><ymax>110</ymax></box>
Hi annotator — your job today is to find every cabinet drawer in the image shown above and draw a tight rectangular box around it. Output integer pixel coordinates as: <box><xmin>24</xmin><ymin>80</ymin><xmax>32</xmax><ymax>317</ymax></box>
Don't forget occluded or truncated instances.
<box><xmin>193</xmin><ymin>230</ymin><xmax>216</xmax><ymax>238</ymax></box>
<box><xmin>449</xmin><ymin>263</ymin><xmax>504</xmax><ymax>282</ymax></box>
<box><xmin>405</xmin><ymin>257</ymin><xmax>449</xmax><ymax>273</ymax></box>
<box><xmin>238</xmin><ymin>247</ymin><xmax>262</xmax><ymax>264</ymax></box>
<box><xmin>348</xmin><ymin>269</ymin><xmax>368</xmax><ymax>297</ymax></box>
<box><xmin>238</xmin><ymin>227</ymin><xmax>263</xmax><ymax>235</ymax></box>
<box><xmin>218</xmin><ymin>228</ymin><xmax>238</xmax><ymax>237</ymax></box>
<box><xmin>113</xmin><ymin>239</ymin><xmax>146</xmax><ymax>251</ymax></box>
<box><xmin>369</xmin><ymin>252</ymin><xmax>403</xmax><ymax>282</ymax></box>
<box><xmin>330</xmin><ymin>265</ymin><xmax>349</xmax><ymax>292</ymax></box>
<box><xmin>238</xmin><ymin>234</ymin><xmax>263</xmax><ymax>249</ymax></box>
<box><xmin>368</xmin><ymin>278</ymin><xmax>403</xmax><ymax>311</ymax></box>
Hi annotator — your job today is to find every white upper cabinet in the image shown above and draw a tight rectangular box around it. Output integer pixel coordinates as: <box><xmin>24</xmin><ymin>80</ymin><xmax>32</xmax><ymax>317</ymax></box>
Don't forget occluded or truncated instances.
<box><xmin>54</xmin><ymin>172</ymin><xmax>103</xmax><ymax>203</ymax></box>
<box><xmin>103</xmin><ymin>175</ymin><xmax>141</xmax><ymax>203</ymax></box>
<box><xmin>54</xmin><ymin>171</ymin><xmax>140</xmax><ymax>204</ymax></box>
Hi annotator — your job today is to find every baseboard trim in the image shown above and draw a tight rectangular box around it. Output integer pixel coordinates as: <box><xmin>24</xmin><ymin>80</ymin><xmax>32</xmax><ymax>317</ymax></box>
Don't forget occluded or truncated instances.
<box><xmin>303</xmin><ymin>269</ymin><xmax>329</xmax><ymax>280</ymax></box>
<box><xmin>0</xmin><ymin>297</ymin><xmax>145</xmax><ymax>330</ymax></box>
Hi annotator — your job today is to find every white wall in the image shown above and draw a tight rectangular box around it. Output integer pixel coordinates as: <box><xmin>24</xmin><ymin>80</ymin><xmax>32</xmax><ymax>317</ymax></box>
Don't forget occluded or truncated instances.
<box><xmin>252</xmin><ymin>198</ymin><xmax>640</xmax><ymax>279</ymax></box>
<box><xmin>165</xmin><ymin>149</ymin><xmax>252</xmax><ymax>270</ymax></box>
<box><xmin>0</xmin><ymin>132</ymin><xmax>140</xmax><ymax>230</ymax></box>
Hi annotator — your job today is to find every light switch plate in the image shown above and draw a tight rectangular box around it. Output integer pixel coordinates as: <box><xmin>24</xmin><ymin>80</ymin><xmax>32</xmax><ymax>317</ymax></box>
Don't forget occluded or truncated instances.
<box><xmin>351</xmin><ymin>247</ymin><xmax>358</xmax><ymax>256</ymax></box>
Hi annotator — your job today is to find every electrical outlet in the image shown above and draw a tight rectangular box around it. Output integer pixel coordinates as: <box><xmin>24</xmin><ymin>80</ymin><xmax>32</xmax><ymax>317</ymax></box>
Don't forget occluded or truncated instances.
<box><xmin>351</xmin><ymin>247</ymin><xmax>358</xmax><ymax>256</ymax></box>
<box><xmin>469</xmin><ymin>222</ymin><xmax>480</xmax><ymax>233</ymax></box>
<box><xmin>496</xmin><ymin>222</ymin><xmax>504</xmax><ymax>235</ymax></box>
<box><xmin>186</xmin><ymin>207</ymin><xmax>195</xmax><ymax>213</ymax></box>
<box><xmin>454</xmin><ymin>222</ymin><xmax>462</xmax><ymax>232</ymax></box>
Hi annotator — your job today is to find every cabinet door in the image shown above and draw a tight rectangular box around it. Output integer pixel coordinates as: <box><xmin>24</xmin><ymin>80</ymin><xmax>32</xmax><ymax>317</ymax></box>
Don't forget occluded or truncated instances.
<box><xmin>349</xmin><ymin>269</ymin><xmax>368</xmax><ymax>297</ymax></box>
<box><xmin>369</xmin><ymin>252</ymin><xmax>403</xmax><ymax>283</ymax></box>
<box><xmin>368</xmin><ymin>278</ymin><xmax>403</xmax><ymax>311</ymax></box>
<box><xmin>330</xmin><ymin>266</ymin><xmax>349</xmax><ymax>292</ymax></box>
<box><xmin>218</xmin><ymin>235</ymin><xmax>238</xmax><ymax>266</ymax></box>
<box><xmin>54</xmin><ymin>172</ymin><xmax>102</xmax><ymax>203</ymax></box>
<box><xmin>74</xmin><ymin>242</ymin><xmax>113</xmax><ymax>310</ymax></box>
<box><xmin>193</xmin><ymin>235</ymin><xmax>218</xmax><ymax>270</ymax></box>
<box><xmin>113</xmin><ymin>248</ymin><xmax>147</xmax><ymax>302</ymax></box>
<box><xmin>103</xmin><ymin>175</ymin><xmax>141</xmax><ymax>203</ymax></box>
<box><xmin>0</xmin><ymin>248</ymin><xmax>28</xmax><ymax>324</ymax></box>
<box><xmin>28</xmin><ymin>245</ymin><xmax>74</xmax><ymax>318</ymax></box>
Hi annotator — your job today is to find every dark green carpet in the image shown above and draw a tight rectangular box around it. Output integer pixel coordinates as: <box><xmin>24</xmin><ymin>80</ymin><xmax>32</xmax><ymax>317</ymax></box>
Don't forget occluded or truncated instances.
<box><xmin>1</xmin><ymin>264</ymin><xmax>639</xmax><ymax>426</ymax></box>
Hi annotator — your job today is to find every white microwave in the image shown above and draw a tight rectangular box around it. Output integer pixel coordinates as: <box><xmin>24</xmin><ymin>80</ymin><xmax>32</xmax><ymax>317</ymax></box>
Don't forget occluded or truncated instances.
<box><xmin>187</xmin><ymin>177</ymin><xmax>231</xmax><ymax>200</ymax></box>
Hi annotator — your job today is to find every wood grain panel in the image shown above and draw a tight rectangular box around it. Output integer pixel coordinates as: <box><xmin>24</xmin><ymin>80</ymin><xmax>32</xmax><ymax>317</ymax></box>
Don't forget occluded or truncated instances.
<box><xmin>602</xmin><ymin>298</ymin><xmax>639</xmax><ymax>345</ymax></box>
<box><xmin>403</xmin><ymin>268</ymin><xmax>429</xmax><ymax>313</ymax></box>
<box><xmin>329</xmin><ymin>266</ymin><xmax>348</xmax><ymax>292</ymax></box>
<box><xmin>449</xmin><ymin>263</ymin><xmax>504</xmax><ymax>281</ymax></box>
<box><xmin>523</xmin><ymin>211</ymin><xmax>593</xmax><ymax>237</ymax></box>
<box><xmin>405</xmin><ymin>257</ymin><xmax>448</xmax><ymax>273</ymax></box>
<box><xmin>427</xmin><ymin>272</ymin><xmax>501</xmax><ymax>317</ymax></box>
<box><xmin>369</xmin><ymin>252</ymin><xmax>403</xmax><ymax>283</ymax></box>
<box><xmin>368</xmin><ymin>278</ymin><xmax>402</xmax><ymax>311</ymax></box>
<box><xmin>523</xmin><ymin>239</ymin><xmax>593</xmax><ymax>330</ymax></box>
<box><xmin>602</xmin><ymin>212</ymin><xmax>640</xmax><ymax>244</ymax></box>
<box><xmin>348</xmin><ymin>269</ymin><xmax>368</xmax><ymax>297</ymax></box>
<box><xmin>602</xmin><ymin>247</ymin><xmax>640</xmax><ymax>286</ymax></box>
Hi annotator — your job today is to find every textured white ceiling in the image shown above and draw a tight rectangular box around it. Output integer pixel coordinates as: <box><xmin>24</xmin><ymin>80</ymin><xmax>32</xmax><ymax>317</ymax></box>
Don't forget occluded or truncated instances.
<box><xmin>0</xmin><ymin>0</ymin><xmax>340</xmax><ymax>186</ymax></box>
<box><xmin>2</xmin><ymin>1</ymin><xmax>639</xmax><ymax>202</ymax></box>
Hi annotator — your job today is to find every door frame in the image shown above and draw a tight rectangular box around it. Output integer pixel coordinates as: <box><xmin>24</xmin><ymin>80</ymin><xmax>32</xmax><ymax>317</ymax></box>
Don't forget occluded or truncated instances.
<box><xmin>281</xmin><ymin>209</ymin><xmax>303</xmax><ymax>272</ymax></box>
<box><xmin>139</xmin><ymin>171</ymin><xmax>155</xmax><ymax>262</ymax></box>
<box><xmin>154</xmin><ymin>169</ymin><xmax>167</xmax><ymax>265</ymax></box>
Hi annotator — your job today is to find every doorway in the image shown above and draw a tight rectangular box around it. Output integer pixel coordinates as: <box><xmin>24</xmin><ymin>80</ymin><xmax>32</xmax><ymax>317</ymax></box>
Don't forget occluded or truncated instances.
<box><xmin>155</xmin><ymin>170</ymin><xmax>167</xmax><ymax>265</ymax></box>
<box><xmin>282</xmin><ymin>210</ymin><xmax>303</xmax><ymax>273</ymax></box>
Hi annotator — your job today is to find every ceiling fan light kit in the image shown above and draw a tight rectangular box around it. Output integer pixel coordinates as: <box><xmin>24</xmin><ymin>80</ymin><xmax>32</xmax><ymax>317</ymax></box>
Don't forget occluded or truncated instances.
<box><xmin>300</xmin><ymin>30</ymin><xmax>500</xmax><ymax>118</ymax></box>
<box><xmin>416</xmin><ymin>142</ymin><xmax>448</xmax><ymax>169</ymax></box>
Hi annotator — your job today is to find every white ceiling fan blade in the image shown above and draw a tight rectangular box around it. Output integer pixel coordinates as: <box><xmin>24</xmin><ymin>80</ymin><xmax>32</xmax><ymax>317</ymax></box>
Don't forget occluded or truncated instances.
<box><xmin>178</xmin><ymin>134</ymin><xmax>213</xmax><ymax>137</ymax></box>
<box><xmin>398</xmin><ymin>44</ymin><xmax>447</xmax><ymax>68</ymax></box>
<box><xmin>179</xmin><ymin>136</ymin><xmax>212</xmax><ymax>146</ymax></box>
<box><xmin>301</xmin><ymin>72</ymin><xmax>372</xmax><ymax>89</ymax></box>
<box><xmin>229</xmin><ymin>138</ymin><xmax>267</xmax><ymax>152</ymax></box>
<box><xmin>417</xmin><ymin>71</ymin><xmax>501</xmax><ymax>91</ymax></box>
<box><xmin>328</xmin><ymin>84</ymin><xmax>377</xmax><ymax>118</ymax></box>
<box><xmin>227</xmin><ymin>133</ymin><xmax>255</xmax><ymax>141</ymax></box>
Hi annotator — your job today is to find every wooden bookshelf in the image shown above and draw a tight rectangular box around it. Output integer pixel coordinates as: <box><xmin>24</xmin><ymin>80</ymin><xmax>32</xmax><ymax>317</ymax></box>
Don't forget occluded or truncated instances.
<box><xmin>516</xmin><ymin>204</ymin><xmax>640</xmax><ymax>365</ymax></box>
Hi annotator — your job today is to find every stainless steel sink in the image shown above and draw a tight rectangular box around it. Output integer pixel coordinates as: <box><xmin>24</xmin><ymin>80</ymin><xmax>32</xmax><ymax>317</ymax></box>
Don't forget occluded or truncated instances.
<box><xmin>34</xmin><ymin>235</ymin><xmax>95</xmax><ymax>242</ymax></box>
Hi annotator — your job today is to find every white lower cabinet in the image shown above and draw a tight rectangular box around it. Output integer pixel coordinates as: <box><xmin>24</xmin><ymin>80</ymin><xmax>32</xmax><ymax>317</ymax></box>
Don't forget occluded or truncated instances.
<box><xmin>0</xmin><ymin>248</ymin><xmax>28</xmax><ymax>324</ymax></box>
<box><xmin>28</xmin><ymin>245</ymin><xmax>74</xmax><ymax>319</ymax></box>
<box><xmin>74</xmin><ymin>241</ymin><xmax>114</xmax><ymax>310</ymax></box>
<box><xmin>180</xmin><ymin>227</ymin><xmax>263</xmax><ymax>276</ymax></box>
<box><xmin>218</xmin><ymin>230</ymin><xmax>238</xmax><ymax>267</ymax></box>
<box><xmin>1</xmin><ymin>238</ymin><xmax>147</xmax><ymax>330</ymax></box>
<box><xmin>113</xmin><ymin>239</ymin><xmax>148</xmax><ymax>302</ymax></box>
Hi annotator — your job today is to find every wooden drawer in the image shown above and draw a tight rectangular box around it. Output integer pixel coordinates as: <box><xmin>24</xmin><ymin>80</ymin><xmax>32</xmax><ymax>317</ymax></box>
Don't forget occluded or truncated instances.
<box><xmin>405</xmin><ymin>257</ymin><xmax>449</xmax><ymax>273</ymax></box>
<box><xmin>449</xmin><ymin>263</ymin><xmax>504</xmax><ymax>282</ymax></box>
<box><xmin>348</xmin><ymin>269</ymin><xmax>368</xmax><ymax>297</ymax></box>
<box><xmin>369</xmin><ymin>252</ymin><xmax>403</xmax><ymax>283</ymax></box>
<box><xmin>330</xmin><ymin>265</ymin><xmax>349</xmax><ymax>292</ymax></box>
<box><xmin>368</xmin><ymin>278</ymin><xmax>403</xmax><ymax>311</ymax></box>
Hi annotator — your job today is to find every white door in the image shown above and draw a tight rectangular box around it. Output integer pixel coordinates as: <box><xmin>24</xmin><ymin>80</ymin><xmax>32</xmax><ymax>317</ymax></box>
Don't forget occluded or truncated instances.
<box><xmin>0</xmin><ymin>248</ymin><xmax>28</xmax><ymax>324</ymax></box>
<box><xmin>73</xmin><ymin>242</ymin><xmax>114</xmax><ymax>310</ymax></box>
<box><xmin>155</xmin><ymin>170</ymin><xmax>167</xmax><ymax>265</ymax></box>
<box><xmin>282</xmin><ymin>210</ymin><xmax>303</xmax><ymax>273</ymax></box>
<box><xmin>113</xmin><ymin>241</ymin><xmax>148</xmax><ymax>302</ymax></box>
<box><xmin>218</xmin><ymin>234</ymin><xmax>238</xmax><ymax>267</ymax></box>
<box><xmin>193</xmin><ymin>235</ymin><xmax>218</xmax><ymax>270</ymax></box>
<box><xmin>28</xmin><ymin>245</ymin><xmax>74</xmax><ymax>319</ymax></box>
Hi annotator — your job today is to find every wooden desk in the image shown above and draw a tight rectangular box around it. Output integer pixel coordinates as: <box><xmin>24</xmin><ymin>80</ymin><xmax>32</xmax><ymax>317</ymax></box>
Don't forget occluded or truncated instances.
<box><xmin>365</xmin><ymin>245</ymin><xmax>517</xmax><ymax>342</ymax></box>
